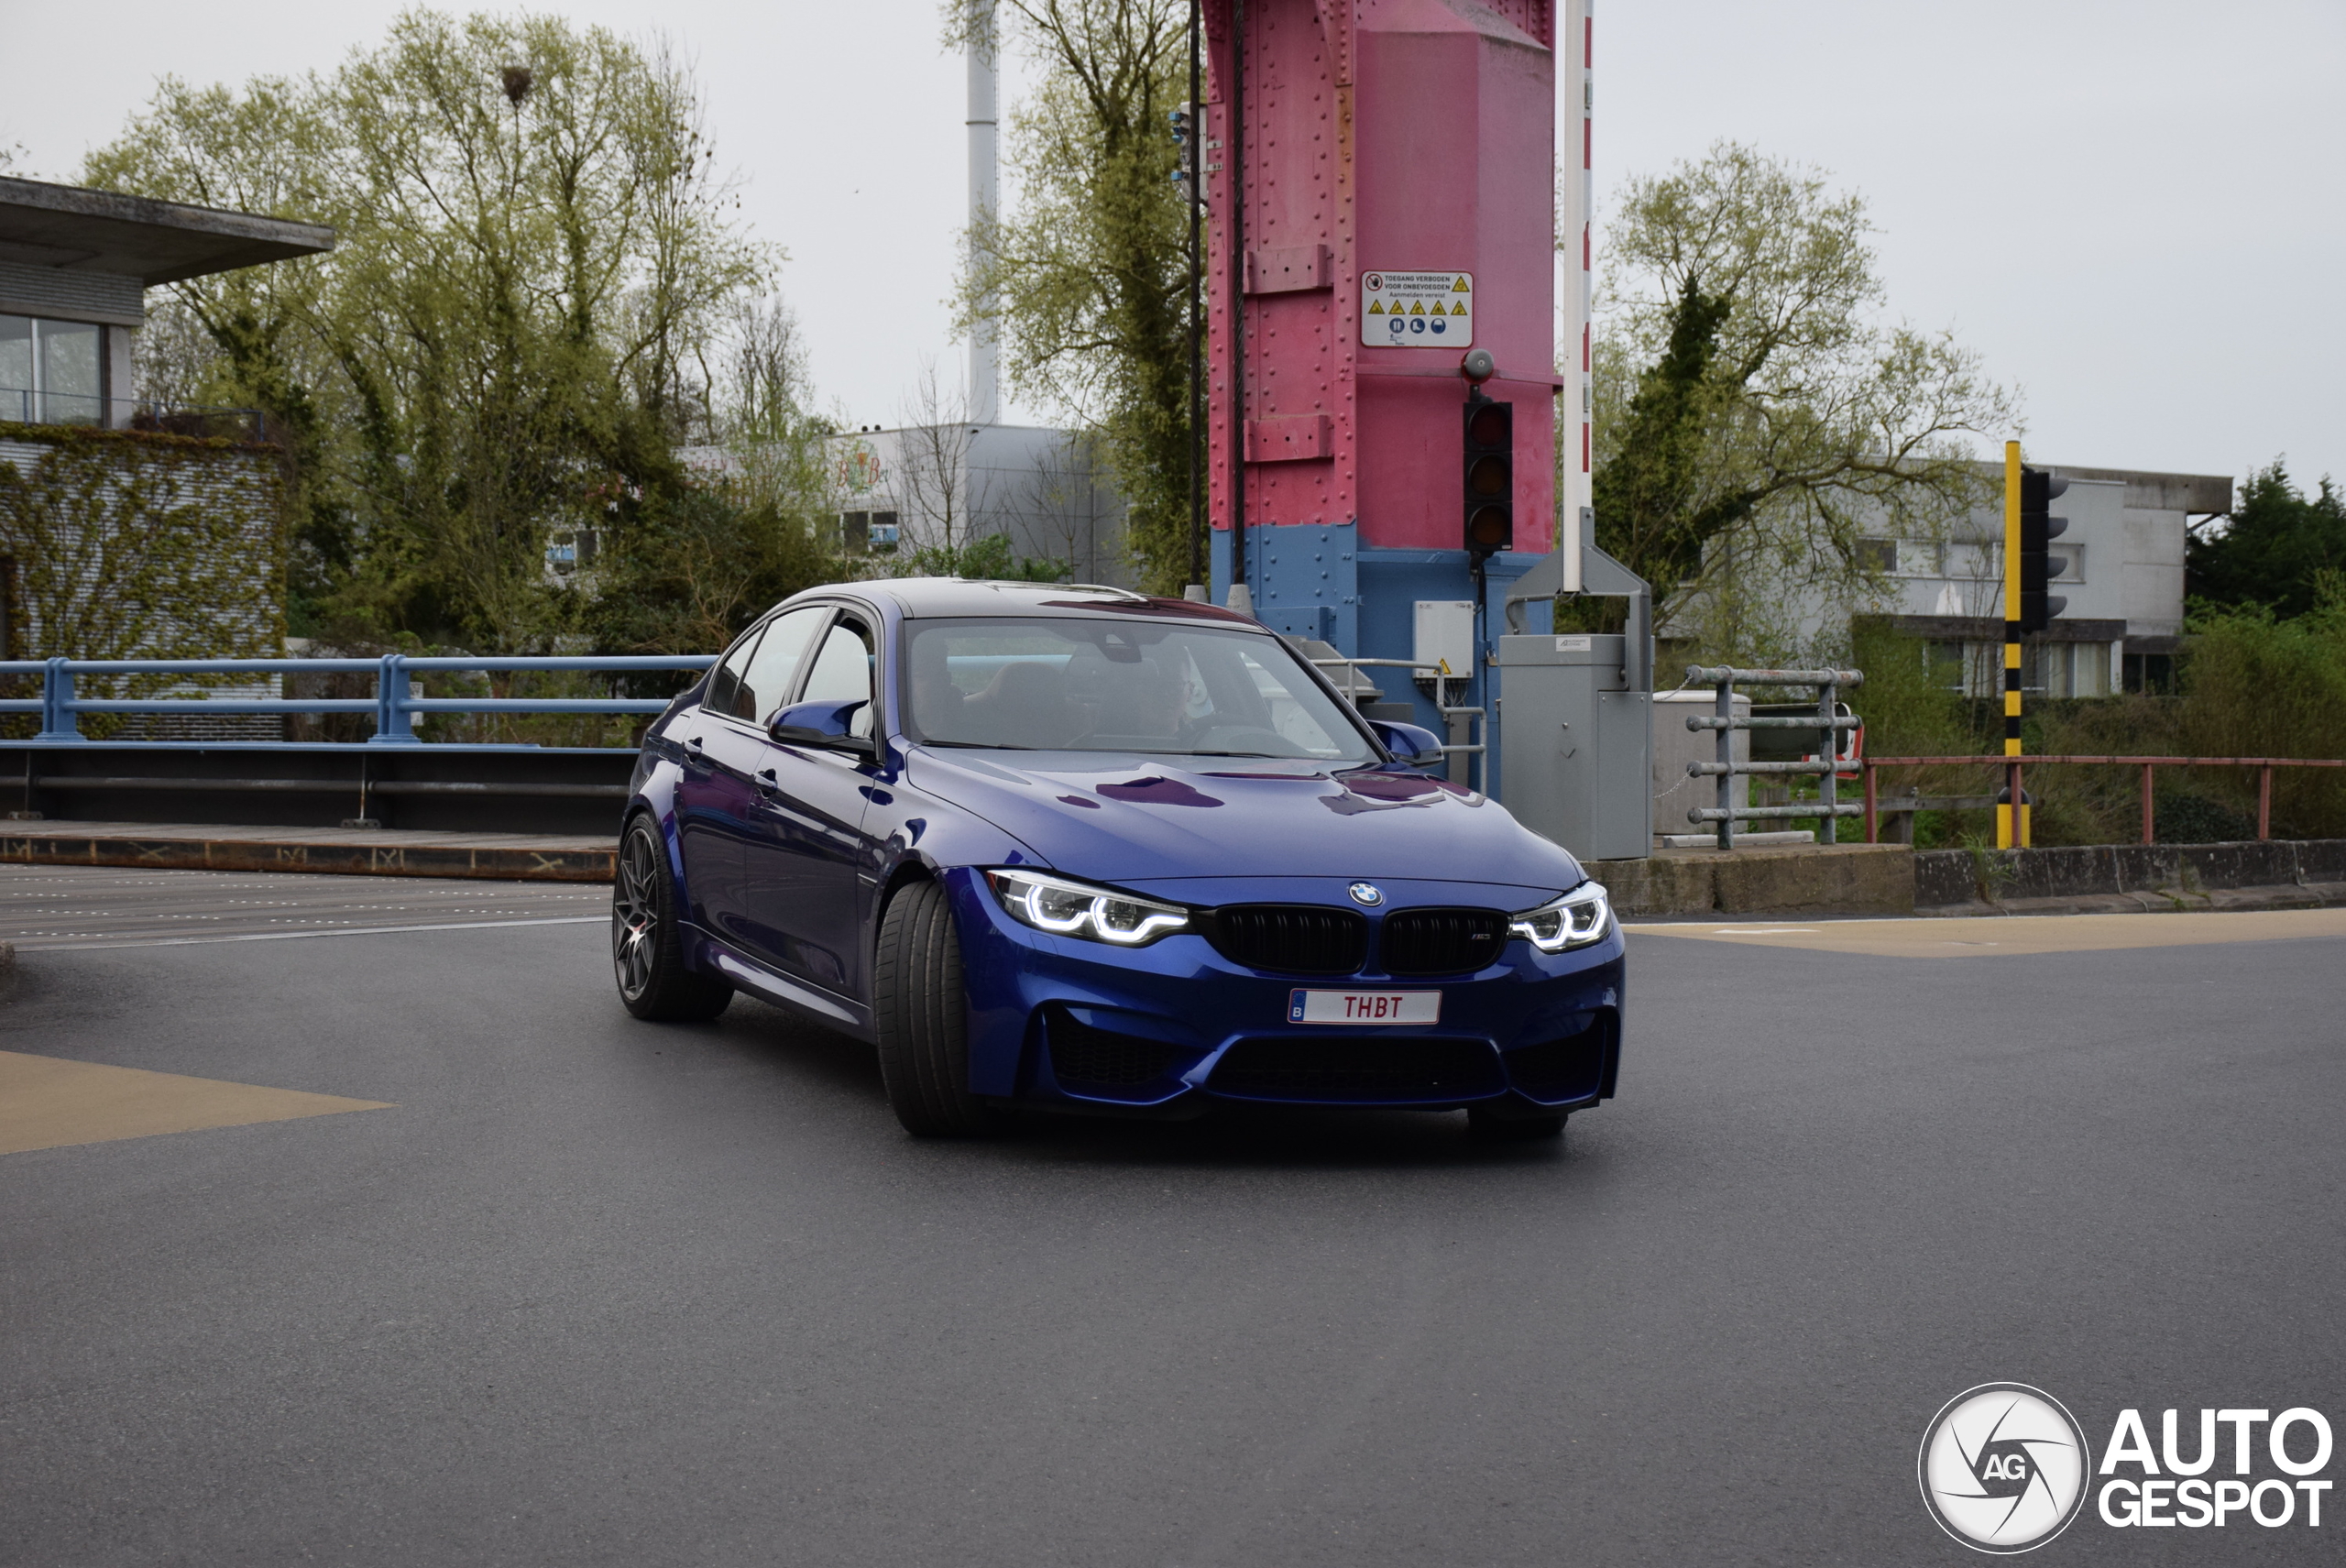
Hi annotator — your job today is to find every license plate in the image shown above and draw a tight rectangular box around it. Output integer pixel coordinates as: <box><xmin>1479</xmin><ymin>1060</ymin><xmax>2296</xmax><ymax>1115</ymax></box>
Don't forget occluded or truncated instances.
<box><xmin>1288</xmin><ymin>989</ymin><xmax>1442</xmax><ymax>1025</ymax></box>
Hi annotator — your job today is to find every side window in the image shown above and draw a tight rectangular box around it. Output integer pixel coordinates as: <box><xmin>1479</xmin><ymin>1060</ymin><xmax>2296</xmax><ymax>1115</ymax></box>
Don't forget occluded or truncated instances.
<box><xmin>735</xmin><ymin>607</ymin><xmax>827</xmax><ymax>723</ymax></box>
<box><xmin>704</xmin><ymin>624</ymin><xmax>764</xmax><ymax>720</ymax></box>
<box><xmin>799</xmin><ymin>618</ymin><xmax>877</xmax><ymax>737</ymax></box>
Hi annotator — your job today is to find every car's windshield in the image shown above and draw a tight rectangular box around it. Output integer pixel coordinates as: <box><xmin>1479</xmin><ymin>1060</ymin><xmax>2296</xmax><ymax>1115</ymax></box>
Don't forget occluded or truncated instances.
<box><xmin>902</xmin><ymin>616</ymin><xmax>1377</xmax><ymax>762</ymax></box>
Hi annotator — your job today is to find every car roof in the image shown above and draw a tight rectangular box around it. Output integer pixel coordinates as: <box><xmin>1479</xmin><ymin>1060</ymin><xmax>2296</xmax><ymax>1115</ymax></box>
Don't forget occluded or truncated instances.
<box><xmin>860</xmin><ymin>576</ymin><xmax>1264</xmax><ymax>626</ymax></box>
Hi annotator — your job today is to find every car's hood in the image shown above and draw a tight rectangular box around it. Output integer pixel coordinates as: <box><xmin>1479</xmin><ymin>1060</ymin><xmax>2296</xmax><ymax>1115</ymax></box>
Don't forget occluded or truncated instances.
<box><xmin>903</xmin><ymin>746</ymin><xmax>1584</xmax><ymax>894</ymax></box>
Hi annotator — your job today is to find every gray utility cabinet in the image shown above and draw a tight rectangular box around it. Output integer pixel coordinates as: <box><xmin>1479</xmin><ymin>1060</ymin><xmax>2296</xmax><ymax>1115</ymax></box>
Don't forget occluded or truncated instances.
<box><xmin>1496</xmin><ymin>633</ymin><xmax>1652</xmax><ymax>861</ymax></box>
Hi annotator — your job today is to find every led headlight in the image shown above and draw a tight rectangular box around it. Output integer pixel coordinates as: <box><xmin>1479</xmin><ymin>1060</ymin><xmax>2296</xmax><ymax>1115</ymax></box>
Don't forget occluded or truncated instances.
<box><xmin>984</xmin><ymin>869</ymin><xmax>1190</xmax><ymax>946</ymax></box>
<box><xmin>1507</xmin><ymin>881</ymin><xmax>1613</xmax><ymax>953</ymax></box>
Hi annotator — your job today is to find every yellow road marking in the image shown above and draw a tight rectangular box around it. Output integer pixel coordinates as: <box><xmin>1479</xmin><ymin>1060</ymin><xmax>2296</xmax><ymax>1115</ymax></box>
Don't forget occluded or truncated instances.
<box><xmin>0</xmin><ymin>1051</ymin><xmax>393</xmax><ymax>1156</ymax></box>
<box><xmin>1624</xmin><ymin>906</ymin><xmax>2346</xmax><ymax>958</ymax></box>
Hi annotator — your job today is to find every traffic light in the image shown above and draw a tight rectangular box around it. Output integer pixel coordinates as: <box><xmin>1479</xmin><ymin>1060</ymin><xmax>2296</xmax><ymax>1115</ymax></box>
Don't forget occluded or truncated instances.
<box><xmin>2018</xmin><ymin>466</ymin><xmax>2069</xmax><ymax>632</ymax></box>
<box><xmin>1168</xmin><ymin>102</ymin><xmax>1197</xmax><ymax>205</ymax></box>
<box><xmin>1463</xmin><ymin>391</ymin><xmax>1513</xmax><ymax>557</ymax></box>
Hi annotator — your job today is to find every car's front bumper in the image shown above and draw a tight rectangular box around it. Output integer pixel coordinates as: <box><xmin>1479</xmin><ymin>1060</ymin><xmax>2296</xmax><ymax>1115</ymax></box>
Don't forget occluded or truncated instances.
<box><xmin>944</xmin><ymin>867</ymin><xmax>1626</xmax><ymax>1116</ymax></box>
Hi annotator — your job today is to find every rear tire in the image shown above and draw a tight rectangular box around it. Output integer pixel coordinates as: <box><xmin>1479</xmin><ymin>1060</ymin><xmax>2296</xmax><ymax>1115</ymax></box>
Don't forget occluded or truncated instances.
<box><xmin>1466</xmin><ymin>1104</ymin><xmax>1566</xmax><ymax>1143</ymax></box>
<box><xmin>613</xmin><ymin>815</ymin><xmax>732</xmax><ymax>1022</ymax></box>
<box><xmin>873</xmin><ymin>878</ymin><xmax>1003</xmax><ymax>1137</ymax></box>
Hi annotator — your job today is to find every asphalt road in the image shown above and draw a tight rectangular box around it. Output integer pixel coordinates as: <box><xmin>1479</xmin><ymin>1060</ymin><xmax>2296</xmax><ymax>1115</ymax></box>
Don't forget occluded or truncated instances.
<box><xmin>3</xmin><ymin>874</ymin><xmax>2341</xmax><ymax>1566</ymax></box>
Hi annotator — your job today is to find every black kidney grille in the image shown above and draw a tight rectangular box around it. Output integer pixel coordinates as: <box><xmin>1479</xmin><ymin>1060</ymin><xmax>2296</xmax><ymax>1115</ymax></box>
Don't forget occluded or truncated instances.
<box><xmin>1505</xmin><ymin>1013</ymin><xmax>1614</xmax><ymax>1102</ymax></box>
<box><xmin>1380</xmin><ymin>907</ymin><xmax>1507</xmax><ymax>975</ymax></box>
<box><xmin>1048</xmin><ymin>1010</ymin><xmax>1189</xmax><ymax>1092</ymax></box>
<box><xmin>1207</xmin><ymin>905</ymin><xmax>1366</xmax><ymax>975</ymax></box>
<box><xmin>1210</xmin><ymin>1037</ymin><xmax>1503</xmax><ymax>1102</ymax></box>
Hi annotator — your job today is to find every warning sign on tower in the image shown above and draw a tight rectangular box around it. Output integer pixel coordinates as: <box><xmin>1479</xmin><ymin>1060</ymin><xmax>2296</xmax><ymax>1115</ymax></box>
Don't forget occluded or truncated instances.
<box><xmin>1361</xmin><ymin>270</ymin><xmax>1473</xmax><ymax>347</ymax></box>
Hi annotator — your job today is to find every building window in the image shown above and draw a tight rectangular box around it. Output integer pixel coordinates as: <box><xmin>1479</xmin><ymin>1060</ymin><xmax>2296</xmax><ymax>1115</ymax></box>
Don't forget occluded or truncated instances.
<box><xmin>0</xmin><ymin>313</ymin><xmax>105</xmax><ymax>425</ymax></box>
<box><xmin>1858</xmin><ymin>538</ymin><xmax>1953</xmax><ymax>576</ymax></box>
<box><xmin>544</xmin><ymin>529</ymin><xmax>600</xmax><ymax>576</ymax></box>
<box><xmin>2038</xmin><ymin>641</ymin><xmax>2110</xmax><ymax>698</ymax></box>
<box><xmin>2123</xmin><ymin>652</ymin><xmax>2175</xmax><ymax>695</ymax></box>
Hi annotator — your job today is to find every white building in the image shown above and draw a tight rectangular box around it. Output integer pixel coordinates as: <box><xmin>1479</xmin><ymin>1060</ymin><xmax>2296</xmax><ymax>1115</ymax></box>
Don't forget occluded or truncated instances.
<box><xmin>1736</xmin><ymin>464</ymin><xmax>2230</xmax><ymax>697</ymax></box>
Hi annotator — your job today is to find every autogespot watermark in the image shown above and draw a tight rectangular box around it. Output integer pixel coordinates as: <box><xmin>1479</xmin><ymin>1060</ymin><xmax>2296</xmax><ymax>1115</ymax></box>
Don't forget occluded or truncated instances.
<box><xmin>1920</xmin><ymin>1386</ymin><xmax>2336</xmax><ymax>1553</ymax></box>
<box><xmin>1920</xmin><ymin>1385</ymin><xmax>2092</xmax><ymax>1552</ymax></box>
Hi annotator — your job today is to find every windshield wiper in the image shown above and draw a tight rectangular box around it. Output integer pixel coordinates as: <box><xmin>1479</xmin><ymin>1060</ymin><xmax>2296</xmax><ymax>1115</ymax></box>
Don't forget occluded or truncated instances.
<box><xmin>919</xmin><ymin>740</ymin><xmax>1040</xmax><ymax>750</ymax></box>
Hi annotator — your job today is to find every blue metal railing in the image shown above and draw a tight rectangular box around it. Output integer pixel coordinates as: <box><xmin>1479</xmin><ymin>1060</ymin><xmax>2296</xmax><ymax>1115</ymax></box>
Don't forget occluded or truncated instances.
<box><xmin>0</xmin><ymin>654</ymin><xmax>716</xmax><ymax>745</ymax></box>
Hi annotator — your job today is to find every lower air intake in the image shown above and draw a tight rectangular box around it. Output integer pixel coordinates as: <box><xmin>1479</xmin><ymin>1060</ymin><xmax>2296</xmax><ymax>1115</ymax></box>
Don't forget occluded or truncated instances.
<box><xmin>1209</xmin><ymin>1036</ymin><xmax>1503</xmax><ymax>1102</ymax></box>
<box><xmin>1048</xmin><ymin>1010</ymin><xmax>1189</xmax><ymax>1095</ymax></box>
<box><xmin>1505</xmin><ymin>1013</ymin><xmax>1615</xmax><ymax>1102</ymax></box>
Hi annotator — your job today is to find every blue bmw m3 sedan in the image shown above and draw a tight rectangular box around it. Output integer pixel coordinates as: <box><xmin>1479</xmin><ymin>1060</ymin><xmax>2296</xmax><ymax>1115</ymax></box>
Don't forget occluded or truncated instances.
<box><xmin>612</xmin><ymin>578</ymin><xmax>1624</xmax><ymax>1139</ymax></box>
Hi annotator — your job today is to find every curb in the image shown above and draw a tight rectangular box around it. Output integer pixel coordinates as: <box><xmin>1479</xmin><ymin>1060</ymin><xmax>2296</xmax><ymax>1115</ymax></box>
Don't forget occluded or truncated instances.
<box><xmin>1918</xmin><ymin>882</ymin><xmax>2346</xmax><ymax>919</ymax></box>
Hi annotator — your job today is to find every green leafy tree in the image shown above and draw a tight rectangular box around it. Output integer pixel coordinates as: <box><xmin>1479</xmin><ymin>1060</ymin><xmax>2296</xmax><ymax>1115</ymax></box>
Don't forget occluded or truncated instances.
<box><xmin>1580</xmin><ymin>143</ymin><xmax>2018</xmax><ymax>653</ymax></box>
<box><xmin>2187</xmin><ymin>459</ymin><xmax>2346</xmax><ymax>617</ymax></box>
<box><xmin>948</xmin><ymin>0</ymin><xmax>1193</xmax><ymax>594</ymax></box>
<box><xmin>83</xmin><ymin>8</ymin><xmax>774</xmax><ymax>652</ymax></box>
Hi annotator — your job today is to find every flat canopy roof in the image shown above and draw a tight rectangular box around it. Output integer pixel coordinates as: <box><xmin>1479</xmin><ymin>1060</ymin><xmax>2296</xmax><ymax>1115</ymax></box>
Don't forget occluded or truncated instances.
<box><xmin>0</xmin><ymin>177</ymin><xmax>334</xmax><ymax>286</ymax></box>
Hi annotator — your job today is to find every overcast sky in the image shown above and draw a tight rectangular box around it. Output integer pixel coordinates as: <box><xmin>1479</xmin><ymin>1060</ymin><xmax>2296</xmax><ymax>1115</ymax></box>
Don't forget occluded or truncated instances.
<box><xmin>6</xmin><ymin>0</ymin><xmax>2340</xmax><ymax>495</ymax></box>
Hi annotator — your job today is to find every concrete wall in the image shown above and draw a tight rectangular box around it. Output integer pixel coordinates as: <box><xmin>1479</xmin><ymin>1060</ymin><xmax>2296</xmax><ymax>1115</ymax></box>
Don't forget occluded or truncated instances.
<box><xmin>0</xmin><ymin>429</ymin><xmax>284</xmax><ymax>738</ymax></box>
<box><xmin>1915</xmin><ymin>839</ymin><xmax>2346</xmax><ymax>909</ymax></box>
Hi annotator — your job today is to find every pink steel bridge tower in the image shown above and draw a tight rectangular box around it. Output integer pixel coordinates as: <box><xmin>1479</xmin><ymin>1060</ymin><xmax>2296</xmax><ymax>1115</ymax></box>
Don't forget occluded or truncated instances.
<box><xmin>1202</xmin><ymin>0</ymin><xmax>1587</xmax><ymax>721</ymax></box>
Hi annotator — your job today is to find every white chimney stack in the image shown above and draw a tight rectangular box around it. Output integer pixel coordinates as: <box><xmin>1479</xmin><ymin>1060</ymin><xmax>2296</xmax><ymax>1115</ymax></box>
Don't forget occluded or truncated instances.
<box><xmin>965</xmin><ymin>1</ymin><xmax>1000</xmax><ymax>426</ymax></box>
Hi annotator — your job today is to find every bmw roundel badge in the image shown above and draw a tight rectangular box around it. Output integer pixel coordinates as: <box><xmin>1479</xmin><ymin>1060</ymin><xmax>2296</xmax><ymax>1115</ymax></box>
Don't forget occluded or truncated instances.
<box><xmin>1348</xmin><ymin>883</ymin><xmax>1384</xmax><ymax>907</ymax></box>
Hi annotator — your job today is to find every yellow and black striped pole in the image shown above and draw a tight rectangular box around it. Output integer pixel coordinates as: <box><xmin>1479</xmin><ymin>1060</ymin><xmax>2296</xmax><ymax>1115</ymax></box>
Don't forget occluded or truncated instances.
<box><xmin>1999</xmin><ymin>440</ymin><xmax>2028</xmax><ymax>848</ymax></box>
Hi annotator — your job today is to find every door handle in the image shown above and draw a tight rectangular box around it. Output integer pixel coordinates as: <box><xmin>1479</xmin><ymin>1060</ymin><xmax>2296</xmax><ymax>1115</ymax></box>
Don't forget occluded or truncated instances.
<box><xmin>755</xmin><ymin>768</ymin><xmax>779</xmax><ymax>792</ymax></box>
<box><xmin>685</xmin><ymin>734</ymin><xmax>705</xmax><ymax>751</ymax></box>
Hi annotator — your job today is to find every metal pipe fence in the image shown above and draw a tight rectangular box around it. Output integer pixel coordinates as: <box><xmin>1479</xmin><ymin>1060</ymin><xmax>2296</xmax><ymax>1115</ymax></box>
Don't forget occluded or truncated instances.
<box><xmin>0</xmin><ymin>655</ymin><xmax>716</xmax><ymax>746</ymax></box>
<box><xmin>1859</xmin><ymin>755</ymin><xmax>2346</xmax><ymax>845</ymax></box>
<box><xmin>0</xmin><ymin>389</ymin><xmax>272</xmax><ymax>442</ymax></box>
<box><xmin>1681</xmin><ymin>665</ymin><xmax>1865</xmax><ymax>850</ymax></box>
<box><xmin>1308</xmin><ymin>654</ymin><xmax>1485</xmax><ymax>782</ymax></box>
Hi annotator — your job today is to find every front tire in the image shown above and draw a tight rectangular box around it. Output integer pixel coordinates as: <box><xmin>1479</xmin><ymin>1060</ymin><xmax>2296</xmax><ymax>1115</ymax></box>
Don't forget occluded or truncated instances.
<box><xmin>872</xmin><ymin>878</ymin><xmax>1002</xmax><ymax>1137</ymax></box>
<box><xmin>613</xmin><ymin>816</ymin><xmax>732</xmax><ymax>1022</ymax></box>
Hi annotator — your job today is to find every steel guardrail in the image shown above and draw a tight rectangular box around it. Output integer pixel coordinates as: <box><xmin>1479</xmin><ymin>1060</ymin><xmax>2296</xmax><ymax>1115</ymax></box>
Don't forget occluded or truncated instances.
<box><xmin>0</xmin><ymin>654</ymin><xmax>716</xmax><ymax>746</ymax></box>
<box><xmin>1682</xmin><ymin>664</ymin><xmax>1866</xmax><ymax>850</ymax></box>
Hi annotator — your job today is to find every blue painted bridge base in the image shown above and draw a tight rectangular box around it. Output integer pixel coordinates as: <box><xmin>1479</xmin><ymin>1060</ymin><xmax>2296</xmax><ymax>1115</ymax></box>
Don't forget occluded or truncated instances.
<box><xmin>1210</xmin><ymin>521</ymin><xmax>1554</xmax><ymax>798</ymax></box>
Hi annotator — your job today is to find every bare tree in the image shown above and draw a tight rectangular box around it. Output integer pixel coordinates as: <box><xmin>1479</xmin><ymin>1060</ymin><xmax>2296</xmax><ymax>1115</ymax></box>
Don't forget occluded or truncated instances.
<box><xmin>1022</xmin><ymin>430</ymin><xmax>1115</xmax><ymax>581</ymax></box>
<box><xmin>893</xmin><ymin>358</ymin><xmax>996</xmax><ymax>557</ymax></box>
<box><xmin>707</xmin><ymin>294</ymin><xmax>812</xmax><ymax>443</ymax></box>
<box><xmin>130</xmin><ymin>297</ymin><xmax>224</xmax><ymax>409</ymax></box>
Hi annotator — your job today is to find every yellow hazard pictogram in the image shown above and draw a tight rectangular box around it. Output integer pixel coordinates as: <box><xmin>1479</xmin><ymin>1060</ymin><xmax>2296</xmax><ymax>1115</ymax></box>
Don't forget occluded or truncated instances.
<box><xmin>1452</xmin><ymin>275</ymin><xmax>1470</xmax><ymax>291</ymax></box>
<box><xmin>1409</xmin><ymin>301</ymin><xmax>1425</xmax><ymax>315</ymax></box>
<box><xmin>1367</xmin><ymin>300</ymin><xmax>1385</xmax><ymax>314</ymax></box>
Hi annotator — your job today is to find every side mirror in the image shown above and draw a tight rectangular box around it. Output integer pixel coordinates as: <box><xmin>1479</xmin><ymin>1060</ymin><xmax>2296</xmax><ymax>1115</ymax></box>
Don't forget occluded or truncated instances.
<box><xmin>769</xmin><ymin>698</ymin><xmax>874</xmax><ymax>755</ymax></box>
<box><xmin>1368</xmin><ymin>719</ymin><xmax>1444</xmax><ymax>766</ymax></box>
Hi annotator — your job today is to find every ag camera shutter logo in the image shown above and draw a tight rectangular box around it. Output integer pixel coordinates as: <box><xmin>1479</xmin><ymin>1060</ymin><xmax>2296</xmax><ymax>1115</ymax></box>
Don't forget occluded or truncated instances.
<box><xmin>1919</xmin><ymin>1384</ymin><xmax>2092</xmax><ymax>1553</ymax></box>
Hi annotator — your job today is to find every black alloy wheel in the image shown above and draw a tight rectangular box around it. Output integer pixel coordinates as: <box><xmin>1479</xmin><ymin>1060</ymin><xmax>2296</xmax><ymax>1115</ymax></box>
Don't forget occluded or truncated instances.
<box><xmin>872</xmin><ymin>878</ymin><xmax>1004</xmax><ymax>1137</ymax></box>
<box><xmin>612</xmin><ymin>816</ymin><xmax>732</xmax><ymax>1022</ymax></box>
